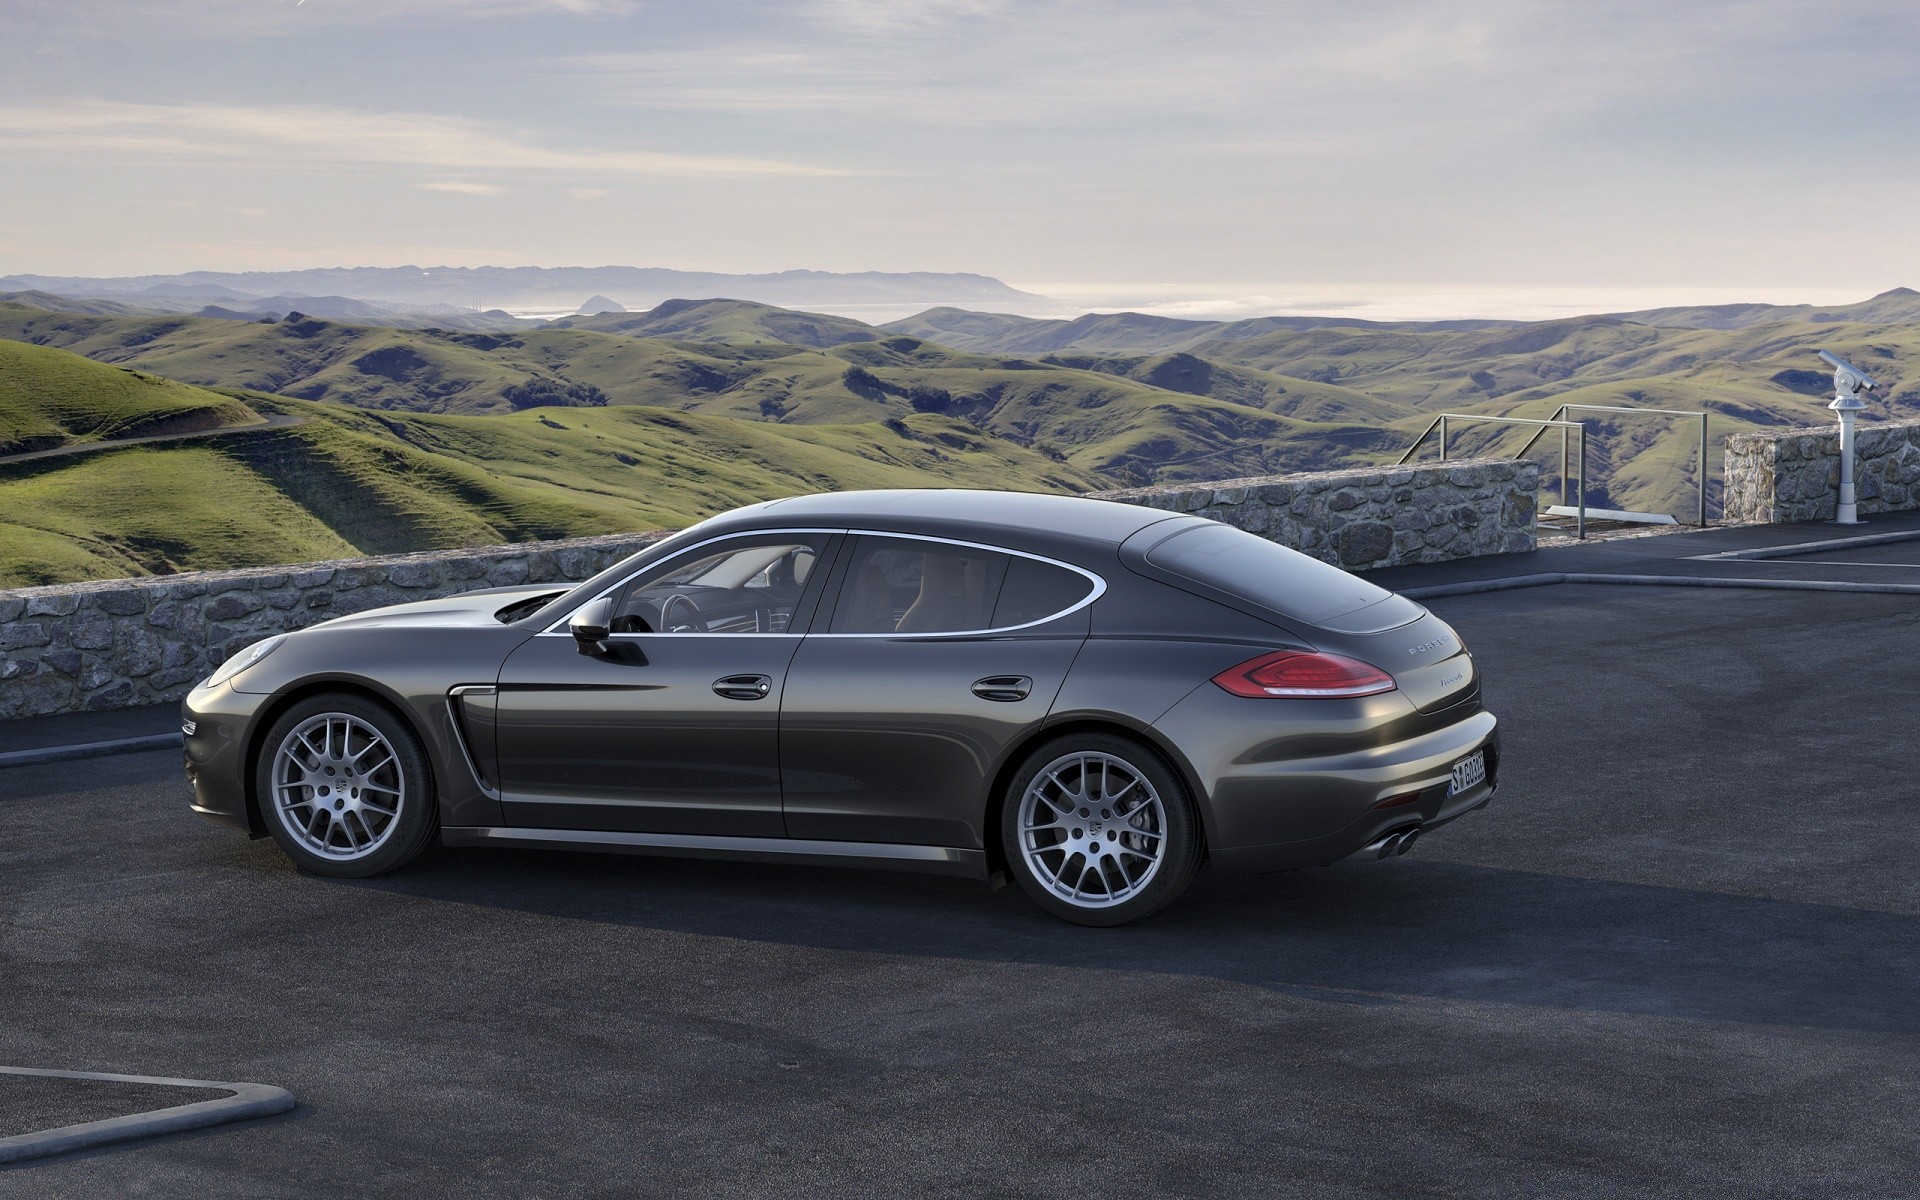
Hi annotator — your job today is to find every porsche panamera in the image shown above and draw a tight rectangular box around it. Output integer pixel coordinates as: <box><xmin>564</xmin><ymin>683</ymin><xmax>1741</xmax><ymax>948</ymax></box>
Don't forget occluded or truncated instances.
<box><xmin>182</xmin><ymin>489</ymin><xmax>1498</xmax><ymax>925</ymax></box>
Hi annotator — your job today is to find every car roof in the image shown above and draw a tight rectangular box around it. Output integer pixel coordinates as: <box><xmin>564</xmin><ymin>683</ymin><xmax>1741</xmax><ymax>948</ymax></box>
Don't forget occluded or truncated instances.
<box><xmin>734</xmin><ymin>489</ymin><xmax>1181</xmax><ymax>547</ymax></box>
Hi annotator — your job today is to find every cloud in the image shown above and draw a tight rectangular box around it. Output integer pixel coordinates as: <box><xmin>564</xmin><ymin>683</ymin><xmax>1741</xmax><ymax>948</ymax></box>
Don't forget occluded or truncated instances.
<box><xmin>554</xmin><ymin>0</ymin><xmax>1920</xmax><ymax>141</ymax></box>
<box><xmin>413</xmin><ymin>180</ymin><xmax>505</xmax><ymax>195</ymax></box>
<box><xmin>14</xmin><ymin>0</ymin><xmax>641</xmax><ymax>37</ymax></box>
<box><xmin>803</xmin><ymin>0</ymin><xmax>1014</xmax><ymax>33</ymax></box>
<box><xmin>0</xmin><ymin>101</ymin><xmax>857</xmax><ymax>178</ymax></box>
<box><xmin>567</xmin><ymin>187</ymin><xmax>612</xmax><ymax>199</ymax></box>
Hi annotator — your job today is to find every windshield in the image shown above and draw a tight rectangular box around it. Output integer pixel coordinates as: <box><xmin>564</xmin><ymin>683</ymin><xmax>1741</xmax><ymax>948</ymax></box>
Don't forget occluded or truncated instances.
<box><xmin>1142</xmin><ymin>523</ymin><xmax>1393</xmax><ymax>625</ymax></box>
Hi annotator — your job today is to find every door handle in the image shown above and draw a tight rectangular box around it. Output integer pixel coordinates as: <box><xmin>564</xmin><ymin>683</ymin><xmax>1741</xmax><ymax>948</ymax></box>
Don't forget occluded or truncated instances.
<box><xmin>971</xmin><ymin>675</ymin><xmax>1033</xmax><ymax>703</ymax></box>
<box><xmin>713</xmin><ymin>674</ymin><xmax>773</xmax><ymax>701</ymax></box>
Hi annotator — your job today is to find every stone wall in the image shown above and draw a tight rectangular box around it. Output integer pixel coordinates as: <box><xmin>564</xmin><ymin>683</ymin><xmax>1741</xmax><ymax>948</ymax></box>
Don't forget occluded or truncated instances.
<box><xmin>1091</xmin><ymin>458</ymin><xmax>1540</xmax><ymax>568</ymax></box>
<box><xmin>0</xmin><ymin>532</ymin><xmax>667</xmax><ymax>720</ymax></box>
<box><xmin>0</xmin><ymin>458</ymin><xmax>1545</xmax><ymax>721</ymax></box>
<box><xmin>1724</xmin><ymin>418</ymin><xmax>1920</xmax><ymax>524</ymax></box>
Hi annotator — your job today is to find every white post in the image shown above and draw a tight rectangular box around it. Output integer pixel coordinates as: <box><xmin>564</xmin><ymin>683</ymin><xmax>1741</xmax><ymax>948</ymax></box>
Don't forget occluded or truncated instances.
<box><xmin>1834</xmin><ymin>400</ymin><xmax>1862</xmax><ymax>524</ymax></box>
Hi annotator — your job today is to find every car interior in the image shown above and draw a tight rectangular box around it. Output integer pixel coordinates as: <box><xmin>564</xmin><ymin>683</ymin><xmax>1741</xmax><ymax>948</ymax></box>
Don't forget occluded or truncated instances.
<box><xmin>610</xmin><ymin>542</ymin><xmax>817</xmax><ymax>634</ymax></box>
<box><xmin>831</xmin><ymin>544</ymin><xmax>1010</xmax><ymax>634</ymax></box>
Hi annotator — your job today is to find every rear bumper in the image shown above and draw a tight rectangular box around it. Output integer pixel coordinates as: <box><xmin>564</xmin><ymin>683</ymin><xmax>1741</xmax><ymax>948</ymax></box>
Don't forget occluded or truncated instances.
<box><xmin>181</xmin><ymin>681</ymin><xmax>269</xmax><ymax>836</ymax></box>
<box><xmin>1190</xmin><ymin>709</ymin><xmax>1501</xmax><ymax>875</ymax></box>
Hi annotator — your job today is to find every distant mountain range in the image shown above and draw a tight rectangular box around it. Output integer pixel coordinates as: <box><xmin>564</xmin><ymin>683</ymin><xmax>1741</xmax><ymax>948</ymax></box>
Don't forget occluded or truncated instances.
<box><xmin>0</xmin><ymin>266</ymin><xmax>1041</xmax><ymax>315</ymax></box>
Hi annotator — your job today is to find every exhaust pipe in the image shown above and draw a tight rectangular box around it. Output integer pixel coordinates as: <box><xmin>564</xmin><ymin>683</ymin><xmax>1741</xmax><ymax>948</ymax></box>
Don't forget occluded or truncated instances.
<box><xmin>1349</xmin><ymin>825</ymin><xmax>1422</xmax><ymax>862</ymax></box>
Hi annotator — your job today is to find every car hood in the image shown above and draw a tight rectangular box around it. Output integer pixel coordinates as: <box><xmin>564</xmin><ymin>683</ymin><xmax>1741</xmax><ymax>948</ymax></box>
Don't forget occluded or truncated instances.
<box><xmin>312</xmin><ymin>584</ymin><xmax>568</xmax><ymax>631</ymax></box>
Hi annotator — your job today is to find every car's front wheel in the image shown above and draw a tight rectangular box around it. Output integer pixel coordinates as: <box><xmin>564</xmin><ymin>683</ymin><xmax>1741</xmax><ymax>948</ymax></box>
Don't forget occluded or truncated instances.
<box><xmin>255</xmin><ymin>693</ymin><xmax>438</xmax><ymax>878</ymax></box>
<box><xmin>1000</xmin><ymin>734</ymin><xmax>1202</xmax><ymax>926</ymax></box>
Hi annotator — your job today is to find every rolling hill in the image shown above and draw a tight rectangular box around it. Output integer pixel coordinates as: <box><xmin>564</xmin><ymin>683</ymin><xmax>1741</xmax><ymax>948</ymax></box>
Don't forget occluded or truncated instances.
<box><xmin>549</xmin><ymin>297</ymin><xmax>880</xmax><ymax>347</ymax></box>
<box><xmin>881</xmin><ymin>307</ymin><xmax>1517</xmax><ymax>355</ymax></box>
<box><xmin>0</xmin><ymin>339</ymin><xmax>263</xmax><ymax>456</ymax></box>
<box><xmin>9</xmin><ymin>288</ymin><xmax>1920</xmax><ymax>563</ymax></box>
<box><xmin>0</xmin><ymin>301</ymin><xmax>1392</xmax><ymax>486</ymax></box>
<box><xmin>1607</xmin><ymin>288</ymin><xmax>1920</xmax><ymax>330</ymax></box>
<box><xmin>0</xmin><ymin>288</ymin><xmax>535</xmax><ymax>333</ymax></box>
<box><xmin>0</xmin><ymin>341</ymin><xmax>1104</xmax><ymax>586</ymax></box>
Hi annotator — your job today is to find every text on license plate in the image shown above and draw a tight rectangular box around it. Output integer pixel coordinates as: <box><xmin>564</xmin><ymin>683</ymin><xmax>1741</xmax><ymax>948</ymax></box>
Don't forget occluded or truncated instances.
<box><xmin>1448</xmin><ymin>751</ymin><xmax>1486</xmax><ymax>797</ymax></box>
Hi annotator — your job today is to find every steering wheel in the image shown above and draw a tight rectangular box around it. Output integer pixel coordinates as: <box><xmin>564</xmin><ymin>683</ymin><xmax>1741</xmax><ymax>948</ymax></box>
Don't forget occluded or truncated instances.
<box><xmin>659</xmin><ymin>593</ymin><xmax>707</xmax><ymax>634</ymax></box>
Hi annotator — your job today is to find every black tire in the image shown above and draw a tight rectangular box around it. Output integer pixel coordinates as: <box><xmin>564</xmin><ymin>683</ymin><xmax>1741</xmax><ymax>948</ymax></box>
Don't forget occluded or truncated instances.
<box><xmin>254</xmin><ymin>692</ymin><xmax>439</xmax><ymax>879</ymax></box>
<box><xmin>999</xmin><ymin>732</ymin><xmax>1202</xmax><ymax>927</ymax></box>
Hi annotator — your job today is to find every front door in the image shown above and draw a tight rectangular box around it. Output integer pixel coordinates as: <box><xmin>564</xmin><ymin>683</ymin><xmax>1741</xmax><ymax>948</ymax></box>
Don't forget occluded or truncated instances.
<box><xmin>495</xmin><ymin>532</ymin><xmax>839</xmax><ymax>837</ymax></box>
<box><xmin>779</xmin><ymin>534</ymin><xmax>1095</xmax><ymax>848</ymax></box>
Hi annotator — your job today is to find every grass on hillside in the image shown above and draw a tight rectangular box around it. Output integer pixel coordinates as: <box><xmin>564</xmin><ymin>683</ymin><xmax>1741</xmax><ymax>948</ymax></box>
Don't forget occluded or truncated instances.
<box><xmin>0</xmin><ymin>338</ymin><xmax>259</xmax><ymax>455</ymax></box>
<box><xmin>0</xmin><ymin>446</ymin><xmax>362</xmax><ymax>583</ymax></box>
<box><xmin>7</xmin><ymin>294</ymin><xmax>1919</xmax><ymax>549</ymax></box>
<box><xmin>551</xmin><ymin>297</ymin><xmax>880</xmax><ymax>347</ymax></box>
<box><xmin>0</xmin><ymin>360</ymin><xmax>1108</xmax><ymax>585</ymax></box>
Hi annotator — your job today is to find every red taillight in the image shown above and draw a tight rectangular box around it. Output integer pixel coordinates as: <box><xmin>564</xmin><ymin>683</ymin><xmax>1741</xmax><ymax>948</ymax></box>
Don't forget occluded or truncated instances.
<box><xmin>1211</xmin><ymin>650</ymin><xmax>1396</xmax><ymax>698</ymax></box>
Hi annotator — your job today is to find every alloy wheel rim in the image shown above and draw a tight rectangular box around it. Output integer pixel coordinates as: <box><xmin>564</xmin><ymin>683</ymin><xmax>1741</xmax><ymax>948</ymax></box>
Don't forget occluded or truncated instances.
<box><xmin>271</xmin><ymin>713</ymin><xmax>405</xmax><ymax>861</ymax></box>
<box><xmin>1017</xmin><ymin>752</ymin><xmax>1167</xmax><ymax>908</ymax></box>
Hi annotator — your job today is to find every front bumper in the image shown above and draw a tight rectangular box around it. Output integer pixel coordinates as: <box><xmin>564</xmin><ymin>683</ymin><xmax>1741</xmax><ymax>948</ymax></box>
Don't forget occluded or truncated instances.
<box><xmin>181</xmin><ymin>680</ymin><xmax>270</xmax><ymax>836</ymax></box>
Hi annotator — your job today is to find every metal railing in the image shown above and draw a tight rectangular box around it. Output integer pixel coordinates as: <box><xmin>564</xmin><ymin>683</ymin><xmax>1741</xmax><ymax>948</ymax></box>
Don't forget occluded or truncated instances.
<box><xmin>1398</xmin><ymin>414</ymin><xmax>1588</xmax><ymax>538</ymax></box>
<box><xmin>1515</xmin><ymin>404</ymin><xmax>1709</xmax><ymax>528</ymax></box>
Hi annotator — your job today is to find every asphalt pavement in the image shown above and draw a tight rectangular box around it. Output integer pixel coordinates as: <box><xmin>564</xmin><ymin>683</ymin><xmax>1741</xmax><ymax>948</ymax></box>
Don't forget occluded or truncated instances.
<box><xmin>3</xmin><ymin>528</ymin><xmax>1919</xmax><ymax>1197</ymax></box>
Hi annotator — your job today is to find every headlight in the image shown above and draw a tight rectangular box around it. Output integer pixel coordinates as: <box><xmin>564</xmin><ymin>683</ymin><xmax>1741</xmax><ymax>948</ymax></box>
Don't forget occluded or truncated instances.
<box><xmin>201</xmin><ymin>634</ymin><xmax>287</xmax><ymax>689</ymax></box>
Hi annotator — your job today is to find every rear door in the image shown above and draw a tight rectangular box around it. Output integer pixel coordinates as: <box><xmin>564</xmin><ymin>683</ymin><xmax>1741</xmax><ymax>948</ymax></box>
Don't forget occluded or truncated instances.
<box><xmin>779</xmin><ymin>534</ymin><xmax>1098</xmax><ymax>848</ymax></box>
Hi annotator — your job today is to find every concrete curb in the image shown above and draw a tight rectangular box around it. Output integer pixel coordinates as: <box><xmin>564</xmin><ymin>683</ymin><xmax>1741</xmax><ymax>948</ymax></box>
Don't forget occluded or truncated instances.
<box><xmin>0</xmin><ymin>1066</ymin><xmax>294</xmax><ymax>1164</ymax></box>
<box><xmin>1404</xmin><ymin>572</ymin><xmax>1920</xmax><ymax>600</ymax></box>
<box><xmin>0</xmin><ymin>733</ymin><xmax>181</xmax><ymax>770</ymax></box>
<box><xmin>1691</xmin><ymin>528</ymin><xmax>1920</xmax><ymax>561</ymax></box>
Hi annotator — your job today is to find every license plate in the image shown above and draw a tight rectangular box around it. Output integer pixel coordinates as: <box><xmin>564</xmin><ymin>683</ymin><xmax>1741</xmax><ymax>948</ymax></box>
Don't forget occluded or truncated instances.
<box><xmin>1448</xmin><ymin>751</ymin><xmax>1486</xmax><ymax>797</ymax></box>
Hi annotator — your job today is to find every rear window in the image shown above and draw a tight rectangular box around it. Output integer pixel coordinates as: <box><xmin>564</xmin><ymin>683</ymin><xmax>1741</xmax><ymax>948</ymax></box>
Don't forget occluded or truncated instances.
<box><xmin>1142</xmin><ymin>523</ymin><xmax>1392</xmax><ymax>625</ymax></box>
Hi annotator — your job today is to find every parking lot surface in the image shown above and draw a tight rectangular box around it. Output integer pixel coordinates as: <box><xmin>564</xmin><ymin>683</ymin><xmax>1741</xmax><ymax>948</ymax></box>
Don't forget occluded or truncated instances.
<box><xmin>4</xmin><ymin>574</ymin><xmax>1919</xmax><ymax>1197</ymax></box>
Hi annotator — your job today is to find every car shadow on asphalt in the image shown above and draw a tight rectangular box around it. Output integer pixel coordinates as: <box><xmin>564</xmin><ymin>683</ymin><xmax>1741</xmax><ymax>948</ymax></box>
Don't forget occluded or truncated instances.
<box><xmin>339</xmin><ymin>844</ymin><xmax>1919</xmax><ymax>1038</ymax></box>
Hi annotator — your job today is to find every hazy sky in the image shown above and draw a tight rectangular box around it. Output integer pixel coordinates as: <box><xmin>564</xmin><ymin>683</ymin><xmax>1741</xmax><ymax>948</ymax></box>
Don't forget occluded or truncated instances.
<box><xmin>4</xmin><ymin>0</ymin><xmax>1918</xmax><ymax>314</ymax></box>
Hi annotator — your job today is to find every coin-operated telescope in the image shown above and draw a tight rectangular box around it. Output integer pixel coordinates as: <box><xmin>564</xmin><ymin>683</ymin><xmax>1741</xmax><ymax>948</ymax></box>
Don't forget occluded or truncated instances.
<box><xmin>1817</xmin><ymin>350</ymin><xmax>1878</xmax><ymax>524</ymax></box>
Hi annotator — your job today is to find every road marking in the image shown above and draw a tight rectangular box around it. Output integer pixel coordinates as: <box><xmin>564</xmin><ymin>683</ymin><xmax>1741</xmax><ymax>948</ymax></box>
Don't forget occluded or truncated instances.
<box><xmin>0</xmin><ymin>1067</ymin><xmax>293</xmax><ymax>1164</ymax></box>
<box><xmin>1735</xmin><ymin>559</ymin><xmax>1920</xmax><ymax>568</ymax></box>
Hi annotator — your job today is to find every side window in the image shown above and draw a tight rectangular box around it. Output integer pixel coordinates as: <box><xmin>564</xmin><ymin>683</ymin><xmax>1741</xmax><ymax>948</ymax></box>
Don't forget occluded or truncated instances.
<box><xmin>991</xmin><ymin>556</ymin><xmax>1095</xmax><ymax>628</ymax></box>
<box><xmin>611</xmin><ymin>537</ymin><xmax>826</xmax><ymax>634</ymax></box>
<box><xmin>829</xmin><ymin>538</ymin><xmax>1010</xmax><ymax>634</ymax></box>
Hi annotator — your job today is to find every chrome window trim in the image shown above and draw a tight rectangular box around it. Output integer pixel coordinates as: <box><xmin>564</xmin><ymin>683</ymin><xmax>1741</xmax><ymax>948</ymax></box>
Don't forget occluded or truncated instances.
<box><xmin>813</xmin><ymin>531</ymin><xmax>1105</xmax><ymax>639</ymax></box>
<box><xmin>535</xmin><ymin>527</ymin><xmax>1105</xmax><ymax>640</ymax></box>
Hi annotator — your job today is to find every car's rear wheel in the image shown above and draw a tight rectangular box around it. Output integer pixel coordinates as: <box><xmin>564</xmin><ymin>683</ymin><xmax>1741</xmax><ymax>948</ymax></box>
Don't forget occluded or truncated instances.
<box><xmin>255</xmin><ymin>693</ymin><xmax>437</xmax><ymax>878</ymax></box>
<box><xmin>1000</xmin><ymin>734</ymin><xmax>1202</xmax><ymax>926</ymax></box>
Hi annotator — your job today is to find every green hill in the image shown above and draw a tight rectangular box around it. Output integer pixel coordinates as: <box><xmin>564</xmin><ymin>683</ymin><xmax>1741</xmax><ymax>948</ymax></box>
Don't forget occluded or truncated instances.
<box><xmin>1610</xmin><ymin>287</ymin><xmax>1920</xmax><ymax>330</ymax></box>
<box><xmin>0</xmin><ymin>342</ymin><xmax>1106</xmax><ymax>586</ymax></box>
<box><xmin>881</xmin><ymin>306</ymin><xmax>1515</xmax><ymax>355</ymax></box>
<box><xmin>0</xmin><ymin>290</ymin><xmax>173</xmax><ymax>318</ymax></box>
<box><xmin>0</xmin><ymin>303</ymin><xmax>1391</xmax><ymax>487</ymax></box>
<box><xmin>550</xmin><ymin>297</ymin><xmax>881</xmax><ymax>347</ymax></box>
<box><xmin>0</xmin><ymin>339</ymin><xmax>262</xmax><ymax>455</ymax></box>
<box><xmin>10</xmin><ymin>291</ymin><xmax>1920</xmax><ymax>541</ymax></box>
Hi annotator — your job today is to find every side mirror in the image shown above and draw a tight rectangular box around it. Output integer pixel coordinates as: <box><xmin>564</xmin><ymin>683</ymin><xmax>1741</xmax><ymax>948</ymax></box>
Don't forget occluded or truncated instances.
<box><xmin>570</xmin><ymin>596</ymin><xmax>614</xmax><ymax>655</ymax></box>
